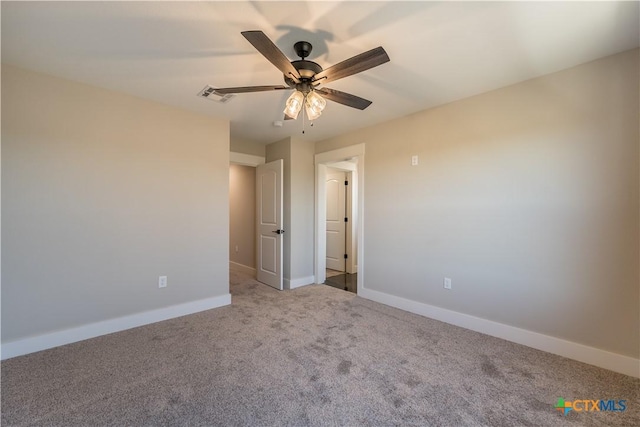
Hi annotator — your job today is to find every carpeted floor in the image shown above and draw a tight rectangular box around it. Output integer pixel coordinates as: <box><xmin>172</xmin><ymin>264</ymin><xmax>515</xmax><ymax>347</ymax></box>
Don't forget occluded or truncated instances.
<box><xmin>2</xmin><ymin>270</ymin><xmax>638</xmax><ymax>426</ymax></box>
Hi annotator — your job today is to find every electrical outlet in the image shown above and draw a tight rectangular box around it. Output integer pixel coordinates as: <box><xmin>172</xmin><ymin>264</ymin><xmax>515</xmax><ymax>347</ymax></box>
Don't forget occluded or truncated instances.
<box><xmin>411</xmin><ymin>155</ymin><xmax>419</xmax><ymax>166</ymax></box>
<box><xmin>444</xmin><ymin>277</ymin><xmax>452</xmax><ymax>290</ymax></box>
<box><xmin>235</xmin><ymin>245</ymin><xmax>239</xmax><ymax>253</ymax></box>
<box><xmin>159</xmin><ymin>276</ymin><xmax>167</xmax><ymax>288</ymax></box>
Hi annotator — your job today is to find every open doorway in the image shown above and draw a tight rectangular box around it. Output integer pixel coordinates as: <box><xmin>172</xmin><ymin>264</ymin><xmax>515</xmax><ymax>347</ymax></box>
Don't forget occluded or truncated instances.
<box><xmin>229</xmin><ymin>163</ymin><xmax>257</xmax><ymax>276</ymax></box>
<box><xmin>324</xmin><ymin>163</ymin><xmax>357</xmax><ymax>293</ymax></box>
<box><xmin>315</xmin><ymin>143</ymin><xmax>365</xmax><ymax>294</ymax></box>
<box><xmin>229</xmin><ymin>152</ymin><xmax>265</xmax><ymax>283</ymax></box>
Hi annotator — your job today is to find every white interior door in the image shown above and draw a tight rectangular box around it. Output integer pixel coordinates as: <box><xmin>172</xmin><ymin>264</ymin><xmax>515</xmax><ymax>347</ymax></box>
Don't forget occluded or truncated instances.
<box><xmin>256</xmin><ymin>159</ymin><xmax>283</xmax><ymax>290</ymax></box>
<box><xmin>326</xmin><ymin>171</ymin><xmax>346</xmax><ymax>271</ymax></box>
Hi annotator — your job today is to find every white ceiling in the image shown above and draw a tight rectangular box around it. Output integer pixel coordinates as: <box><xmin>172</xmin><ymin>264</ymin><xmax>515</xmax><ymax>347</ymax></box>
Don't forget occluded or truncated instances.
<box><xmin>2</xmin><ymin>1</ymin><xmax>638</xmax><ymax>145</ymax></box>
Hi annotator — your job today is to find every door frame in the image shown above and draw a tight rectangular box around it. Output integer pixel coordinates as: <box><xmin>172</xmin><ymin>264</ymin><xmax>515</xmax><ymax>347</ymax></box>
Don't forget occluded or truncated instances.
<box><xmin>314</xmin><ymin>144</ymin><xmax>365</xmax><ymax>293</ymax></box>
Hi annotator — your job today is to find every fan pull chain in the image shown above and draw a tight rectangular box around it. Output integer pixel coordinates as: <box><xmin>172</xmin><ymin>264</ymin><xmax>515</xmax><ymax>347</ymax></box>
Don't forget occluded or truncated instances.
<box><xmin>302</xmin><ymin>95</ymin><xmax>313</xmax><ymax>135</ymax></box>
<box><xmin>302</xmin><ymin>99</ymin><xmax>306</xmax><ymax>134</ymax></box>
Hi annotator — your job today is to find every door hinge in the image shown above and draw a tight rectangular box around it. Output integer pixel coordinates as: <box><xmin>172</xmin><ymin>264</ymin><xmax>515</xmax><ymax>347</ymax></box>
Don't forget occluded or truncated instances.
<box><xmin>345</xmin><ymin>180</ymin><xmax>349</xmax><ymax>186</ymax></box>
<box><xmin>344</xmin><ymin>254</ymin><xmax>348</xmax><ymax>259</ymax></box>
<box><xmin>344</xmin><ymin>217</ymin><xmax>348</xmax><ymax>222</ymax></box>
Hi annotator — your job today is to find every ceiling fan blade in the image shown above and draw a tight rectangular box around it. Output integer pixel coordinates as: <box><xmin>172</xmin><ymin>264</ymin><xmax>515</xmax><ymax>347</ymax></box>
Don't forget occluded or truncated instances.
<box><xmin>313</xmin><ymin>46</ymin><xmax>390</xmax><ymax>85</ymax></box>
<box><xmin>316</xmin><ymin>88</ymin><xmax>372</xmax><ymax>110</ymax></box>
<box><xmin>242</xmin><ymin>30</ymin><xmax>301</xmax><ymax>83</ymax></box>
<box><xmin>284</xmin><ymin>114</ymin><xmax>294</xmax><ymax>121</ymax></box>
<box><xmin>214</xmin><ymin>85</ymin><xmax>290</xmax><ymax>94</ymax></box>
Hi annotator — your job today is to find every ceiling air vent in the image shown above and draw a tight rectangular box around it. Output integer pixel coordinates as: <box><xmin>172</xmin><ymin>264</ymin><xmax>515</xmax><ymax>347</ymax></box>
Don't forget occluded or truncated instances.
<box><xmin>197</xmin><ymin>85</ymin><xmax>235</xmax><ymax>103</ymax></box>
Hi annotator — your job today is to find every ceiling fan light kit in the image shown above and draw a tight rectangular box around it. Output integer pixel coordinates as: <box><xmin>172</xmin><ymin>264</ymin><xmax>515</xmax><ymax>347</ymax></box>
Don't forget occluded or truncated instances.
<box><xmin>284</xmin><ymin>88</ymin><xmax>327</xmax><ymax>121</ymax></box>
<box><xmin>284</xmin><ymin>90</ymin><xmax>304</xmax><ymax>120</ymax></box>
<box><xmin>305</xmin><ymin>90</ymin><xmax>326</xmax><ymax>120</ymax></box>
<box><xmin>213</xmin><ymin>30</ymin><xmax>390</xmax><ymax>130</ymax></box>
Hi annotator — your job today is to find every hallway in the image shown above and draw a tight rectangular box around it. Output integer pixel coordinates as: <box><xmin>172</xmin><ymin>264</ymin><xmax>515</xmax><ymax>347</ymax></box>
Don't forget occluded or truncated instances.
<box><xmin>324</xmin><ymin>271</ymin><xmax>357</xmax><ymax>294</ymax></box>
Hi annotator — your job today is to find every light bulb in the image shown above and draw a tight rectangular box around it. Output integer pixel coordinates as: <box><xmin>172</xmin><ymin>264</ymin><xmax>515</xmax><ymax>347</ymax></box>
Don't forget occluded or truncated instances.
<box><xmin>305</xmin><ymin>91</ymin><xmax>326</xmax><ymax>121</ymax></box>
<box><xmin>284</xmin><ymin>91</ymin><xmax>304</xmax><ymax>119</ymax></box>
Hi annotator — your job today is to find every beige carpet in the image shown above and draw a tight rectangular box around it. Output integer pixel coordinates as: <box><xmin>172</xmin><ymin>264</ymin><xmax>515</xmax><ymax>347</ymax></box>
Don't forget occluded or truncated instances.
<box><xmin>2</xmin><ymin>270</ymin><xmax>638</xmax><ymax>426</ymax></box>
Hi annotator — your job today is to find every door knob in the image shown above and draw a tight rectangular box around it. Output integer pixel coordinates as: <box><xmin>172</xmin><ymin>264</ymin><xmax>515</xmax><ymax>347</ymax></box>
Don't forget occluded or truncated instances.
<box><xmin>272</xmin><ymin>229</ymin><xmax>285</xmax><ymax>234</ymax></box>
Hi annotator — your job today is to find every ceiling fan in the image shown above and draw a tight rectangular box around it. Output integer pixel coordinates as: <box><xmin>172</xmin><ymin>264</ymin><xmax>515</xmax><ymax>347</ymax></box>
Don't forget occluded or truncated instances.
<box><xmin>214</xmin><ymin>30</ymin><xmax>390</xmax><ymax>121</ymax></box>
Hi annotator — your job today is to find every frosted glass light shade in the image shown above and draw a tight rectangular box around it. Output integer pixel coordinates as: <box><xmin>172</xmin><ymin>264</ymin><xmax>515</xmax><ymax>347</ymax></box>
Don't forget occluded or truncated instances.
<box><xmin>284</xmin><ymin>90</ymin><xmax>304</xmax><ymax>119</ymax></box>
<box><xmin>305</xmin><ymin>91</ymin><xmax>326</xmax><ymax>121</ymax></box>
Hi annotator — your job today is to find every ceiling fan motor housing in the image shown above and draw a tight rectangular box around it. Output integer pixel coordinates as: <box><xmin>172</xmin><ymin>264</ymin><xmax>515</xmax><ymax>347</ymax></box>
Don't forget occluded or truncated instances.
<box><xmin>284</xmin><ymin>41</ymin><xmax>324</xmax><ymax>91</ymax></box>
<box><xmin>285</xmin><ymin>60</ymin><xmax>323</xmax><ymax>90</ymax></box>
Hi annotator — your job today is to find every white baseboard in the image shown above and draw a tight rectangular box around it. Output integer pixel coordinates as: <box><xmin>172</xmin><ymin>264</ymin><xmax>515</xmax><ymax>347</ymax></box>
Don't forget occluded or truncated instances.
<box><xmin>229</xmin><ymin>261</ymin><xmax>256</xmax><ymax>277</ymax></box>
<box><xmin>285</xmin><ymin>275</ymin><xmax>315</xmax><ymax>290</ymax></box>
<box><xmin>359</xmin><ymin>287</ymin><xmax>639</xmax><ymax>378</ymax></box>
<box><xmin>1</xmin><ymin>294</ymin><xmax>232</xmax><ymax>361</ymax></box>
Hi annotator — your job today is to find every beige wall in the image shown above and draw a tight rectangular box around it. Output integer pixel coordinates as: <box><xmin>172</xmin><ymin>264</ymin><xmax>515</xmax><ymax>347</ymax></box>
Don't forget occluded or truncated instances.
<box><xmin>316</xmin><ymin>49</ymin><xmax>639</xmax><ymax>358</ymax></box>
<box><xmin>266</xmin><ymin>137</ymin><xmax>315</xmax><ymax>286</ymax></box>
<box><xmin>1</xmin><ymin>65</ymin><xmax>230</xmax><ymax>342</ymax></box>
<box><xmin>289</xmin><ymin>137</ymin><xmax>315</xmax><ymax>281</ymax></box>
<box><xmin>229</xmin><ymin>164</ymin><xmax>256</xmax><ymax>269</ymax></box>
<box><xmin>231</xmin><ymin>136</ymin><xmax>266</xmax><ymax>157</ymax></box>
